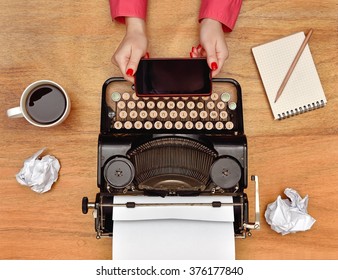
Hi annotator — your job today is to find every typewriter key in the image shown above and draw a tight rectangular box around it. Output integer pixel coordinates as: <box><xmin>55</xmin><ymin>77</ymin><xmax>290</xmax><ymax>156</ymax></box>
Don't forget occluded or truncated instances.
<box><xmin>119</xmin><ymin>110</ymin><xmax>127</xmax><ymax>119</ymax></box>
<box><xmin>187</xmin><ymin>101</ymin><xmax>195</xmax><ymax>110</ymax></box>
<box><xmin>117</xmin><ymin>101</ymin><xmax>126</xmax><ymax>109</ymax></box>
<box><xmin>124</xmin><ymin>121</ymin><xmax>132</xmax><ymax>129</ymax></box>
<box><xmin>199</xmin><ymin>110</ymin><xmax>208</xmax><ymax>119</ymax></box>
<box><xmin>177</xmin><ymin>101</ymin><xmax>185</xmax><ymax>109</ymax></box>
<box><xmin>195</xmin><ymin>121</ymin><xmax>203</xmax><ymax>130</ymax></box>
<box><xmin>144</xmin><ymin>121</ymin><xmax>153</xmax><ymax>130</ymax></box>
<box><xmin>205</xmin><ymin>121</ymin><xmax>213</xmax><ymax>130</ymax></box>
<box><xmin>111</xmin><ymin>92</ymin><xmax>121</xmax><ymax>102</ymax></box>
<box><xmin>197</xmin><ymin>102</ymin><xmax>204</xmax><ymax>109</ymax></box>
<box><xmin>154</xmin><ymin>121</ymin><xmax>163</xmax><ymax>129</ymax></box>
<box><xmin>167</xmin><ymin>101</ymin><xmax>175</xmax><ymax>110</ymax></box>
<box><xmin>132</xmin><ymin>92</ymin><xmax>139</xmax><ymax>100</ymax></box>
<box><xmin>220</xmin><ymin>111</ymin><xmax>228</xmax><ymax>119</ymax></box>
<box><xmin>139</xmin><ymin>110</ymin><xmax>148</xmax><ymax>119</ymax></box>
<box><xmin>210</xmin><ymin>157</ymin><xmax>242</xmax><ymax>189</ymax></box>
<box><xmin>217</xmin><ymin>102</ymin><xmax>225</xmax><ymax>110</ymax></box>
<box><xmin>122</xmin><ymin>92</ymin><xmax>130</xmax><ymax>100</ymax></box>
<box><xmin>221</xmin><ymin>92</ymin><xmax>231</xmax><ymax>102</ymax></box>
<box><xmin>228</xmin><ymin>101</ymin><xmax>237</xmax><ymax>110</ymax></box>
<box><xmin>129</xmin><ymin>110</ymin><xmax>138</xmax><ymax>119</ymax></box>
<box><xmin>147</xmin><ymin>101</ymin><xmax>155</xmax><ymax>109</ymax></box>
<box><xmin>137</xmin><ymin>101</ymin><xmax>145</xmax><ymax>109</ymax></box>
<box><xmin>127</xmin><ymin>101</ymin><xmax>136</xmax><ymax>109</ymax></box>
<box><xmin>207</xmin><ymin>101</ymin><xmax>215</xmax><ymax>110</ymax></box>
<box><xmin>189</xmin><ymin>110</ymin><xmax>198</xmax><ymax>119</ymax></box>
<box><xmin>149</xmin><ymin>110</ymin><xmax>158</xmax><ymax>118</ymax></box>
<box><xmin>179</xmin><ymin>111</ymin><xmax>188</xmax><ymax>119</ymax></box>
<box><xmin>185</xmin><ymin>121</ymin><xmax>193</xmax><ymax>129</ymax></box>
<box><xmin>104</xmin><ymin>157</ymin><xmax>135</xmax><ymax>189</ymax></box>
<box><xmin>134</xmin><ymin>121</ymin><xmax>142</xmax><ymax>129</ymax></box>
<box><xmin>211</xmin><ymin>93</ymin><xmax>219</xmax><ymax>101</ymax></box>
<box><xmin>164</xmin><ymin>121</ymin><xmax>173</xmax><ymax>129</ymax></box>
<box><xmin>169</xmin><ymin>110</ymin><xmax>178</xmax><ymax>119</ymax></box>
<box><xmin>210</xmin><ymin>111</ymin><xmax>218</xmax><ymax>119</ymax></box>
<box><xmin>215</xmin><ymin>121</ymin><xmax>224</xmax><ymax>130</ymax></box>
<box><xmin>113</xmin><ymin>121</ymin><xmax>123</xmax><ymax>129</ymax></box>
<box><xmin>175</xmin><ymin>121</ymin><xmax>183</xmax><ymax>130</ymax></box>
<box><xmin>159</xmin><ymin>110</ymin><xmax>168</xmax><ymax>119</ymax></box>
<box><xmin>225</xmin><ymin>121</ymin><xmax>234</xmax><ymax>130</ymax></box>
<box><xmin>157</xmin><ymin>101</ymin><xmax>165</xmax><ymax>109</ymax></box>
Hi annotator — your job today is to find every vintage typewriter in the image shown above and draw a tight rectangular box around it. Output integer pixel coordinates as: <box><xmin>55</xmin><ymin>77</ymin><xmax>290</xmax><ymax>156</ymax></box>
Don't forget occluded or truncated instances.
<box><xmin>82</xmin><ymin>77</ymin><xmax>260</xmax><ymax>239</ymax></box>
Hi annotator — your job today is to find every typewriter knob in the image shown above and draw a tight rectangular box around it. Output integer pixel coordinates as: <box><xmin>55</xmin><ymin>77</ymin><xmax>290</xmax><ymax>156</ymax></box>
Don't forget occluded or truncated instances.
<box><xmin>82</xmin><ymin>197</ymin><xmax>89</xmax><ymax>214</ymax></box>
<box><xmin>104</xmin><ymin>157</ymin><xmax>135</xmax><ymax>189</ymax></box>
<box><xmin>210</xmin><ymin>157</ymin><xmax>242</xmax><ymax>189</ymax></box>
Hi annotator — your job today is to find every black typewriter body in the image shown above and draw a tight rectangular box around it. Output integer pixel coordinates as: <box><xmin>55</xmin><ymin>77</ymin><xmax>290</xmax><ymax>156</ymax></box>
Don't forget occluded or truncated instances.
<box><xmin>83</xmin><ymin>77</ymin><xmax>260</xmax><ymax>239</ymax></box>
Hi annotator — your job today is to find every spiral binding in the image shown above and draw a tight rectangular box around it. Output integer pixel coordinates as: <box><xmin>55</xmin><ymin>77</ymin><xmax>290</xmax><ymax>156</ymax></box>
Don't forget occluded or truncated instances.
<box><xmin>277</xmin><ymin>99</ymin><xmax>325</xmax><ymax>120</ymax></box>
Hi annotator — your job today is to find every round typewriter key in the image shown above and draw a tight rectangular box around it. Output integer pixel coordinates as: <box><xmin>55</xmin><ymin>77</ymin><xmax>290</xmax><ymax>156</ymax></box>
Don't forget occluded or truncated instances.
<box><xmin>210</xmin><ymin>111</ymin><xmax>218</xmax><ymax>119</ymax></box>
<box><xmin>137</xmin><ymin>101</ymin><xmax>145</xmax><ymax>109</ymax></box>
<box><xmin>199</xmin><ymin>110</ymin><xmax>208</xmax><ymax>119</ymax></box>
<box><xmin>159</xmin><ymin>110</ymin><xmax>168</xmax><ymax>119</ymax></box>
<box><xmin>157</xmin><ymin>101</ymin><xmax>165</xmax><ymax>109</ymax></box>
<box><xmin>149</xmin><ymin>110</ymin><xmax>158</xmax><ymax>118</ymax></box>
<box><xmin>175</xmin><ymin>121</ymin><xmax>183</xmax><ymax>130</ymax></box>
<box><xmin>207</xmin><ymin>101</ymin><xmax>215</xmax><ymax>110</ymax></box>
<box><xmin>225</xmin><ymin>121</ymin><xmax>234</xmax><ymax>130</ymax></box>
<box><xmin>182</xmin><ymin>97</ymin><xmax>189</xmax><ymax>101</ymax></box>
<box><xmin>119</xmin><ymin>110</ymin><xmax>127</xmax><ymax>119</ymax></box>
<box><xmin>127</xmin><ymin>101</ymin><xmax>136</xmax><ymax>109</ymax></box>
<box><xmin>205</xmin><ymin>121</ymin><xmax>213</xmax><ymax>130</ymax></box>
<box><xmin>164</xmin><ymin>121</ymin><xmax>173</xmax><ymax>129</ymax></box>
<box><xmin>177</xmin><ymin>101</ymin><xmax>185</xmax><ymax>109</ymax></box>
<box><xmin>197</xmin><ymin>102</ymin><xmax>204</xmax><ymax>109</ymax></box>
<box><xmin>139</xmin><ymin>110</ymin><xmax>148</xmax><ymax>119</ymax></box>
<box><xmin>211</xmin><ymin>93</ymin><xmax>219</xmax><ymax>101</ymax></box>
<box><xmin>179</xmin><ymin>111</ymin><xmax>188</xmax><ymax>119</ymax></box>
<box><xmin>187</xmin><ymin>101</ymin><xmax>195</xmax><ymax>110</ymax></box>
<box><xmin>111</xmin><ymin>92</ymin><xmax>121</xmax><ymax>102</ymax></box>
<box><xmin>220</xmin><ymin>111</ymin><xmax>228</xmax><ymax>119</ymax></box>
<box><xmin>192</xmin><ymin>96</ymin><xmax>199</xmax><ymax>101</ymax></box>
<box><xmin>117</xmin><ymin>101</ymin><xmax>126</xmax><ymax>109</ymax></box>
<box><xmin>132</xmin><ymin>92</ymin><xmax>139</xmax><ymax>100</ymax></box>
<box><xmin>215</xmin><ymin>121</ymin><xmax>224</xmax><ymax>130</ymax></box>
<box><xmin>129</xmin><ymin>110</ymin><xmax>138</xmax><ymax>119</ymax></box>
<box><xmin>217</xmin><ymin>102</ymin><xmax>225</xmax><ymax>110</ymax></box>
<box><xmin>144</xmin><ymin>121</ymin><xmax>153</xmax><ymax>130</ymax></box>
<box><xmin>122</xmin><ymin>92</ymin><xmax>130</xmax><ymax>100</ymax></box>
<box><xmin>154</xmin><ymin>121</ymin><xmax>163</xmax><ymax>129</ymax></box>
<box><xmin>169</xmin><ymin>110</ymin><xmax>178</xmax><ymax>119</ymax></box>
<box><xmin>124</xmin><ymin>121</ymin><xmax>132</xmax><ymax>129</ymax></box>
<box><xmin>167</xmin><ymin>101</ymin><xmax>175</xmax><ymax>110</ymax></box>
<box><xmin>185</xmin><ymin>121</ymin><xmax>193</xmax><ymax>130</ymax></box>
<box><xmin>189</xmin><ymin>110</ymin><xmax>198</xmax><ymax>119</ymax></box>
<box><xmin>113</xmin><ymin>121</ymin><xmax>123</xmax><ymax>129</ymax></box>
<box><xmin>147</xmin><ymin>101</ymin><xmax>155</xmax><ymax>109</ymax></box>
<box><xmin>210</xmin><ymin>157</ymin><xmax>242</xmax><ymax>189</ymax></box>
<box><xmin>134</xmin><ymin>121</ymin><xmax>142</xmax><ymax>129</ymax></box>
<box><xmin>228</xmin><ymin>101</ymin><xmax>237</xmax><ymax>110</ymax></box>
<box><xmin>221</xmin><ymin>92</ymin><xmax>231</xmax><ymax>102</ymax></box>
<box><xmin>104</xmin><ymin>157</ymin><xmax>135</xmax><ymax>189</ymax></box>
<box><xmin>195</xmin><ymin>121</ymin><xmax>203</xmax><ymax>130</ymax></box>
<box><xmin>202</xmin><ymin>96</ymin><xmax>209</xmax><ymax>101</ymax></box>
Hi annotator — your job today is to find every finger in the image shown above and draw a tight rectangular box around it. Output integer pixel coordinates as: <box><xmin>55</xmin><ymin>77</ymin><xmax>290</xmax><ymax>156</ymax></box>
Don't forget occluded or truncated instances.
<box><xmin>125</xmin><ymin>48</ymin><xmax>144</xmax><ymax>77</ymax></box>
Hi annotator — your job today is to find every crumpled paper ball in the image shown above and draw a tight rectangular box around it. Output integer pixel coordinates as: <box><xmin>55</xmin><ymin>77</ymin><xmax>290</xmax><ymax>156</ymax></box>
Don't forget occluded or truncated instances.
<box><xmin>16</xmin><ymin>148</ymin><xmax>60</xmax><ymax>193</ymax></box>
<box><xmin>265</xmin><ymin>188</ymin><xmax>316</xmax><ymax>235</ymax></box>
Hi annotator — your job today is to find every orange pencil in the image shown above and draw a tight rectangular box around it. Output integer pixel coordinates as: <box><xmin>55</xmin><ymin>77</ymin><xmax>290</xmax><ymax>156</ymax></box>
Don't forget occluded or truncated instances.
<box><xmin>274</xmin><ymin>29</ymin><xmax>313</xmax><ymax>103</ymax></box>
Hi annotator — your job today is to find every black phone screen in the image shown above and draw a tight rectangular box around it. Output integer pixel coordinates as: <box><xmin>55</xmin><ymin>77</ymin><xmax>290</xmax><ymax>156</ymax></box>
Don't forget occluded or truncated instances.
<box><xmin>135</xmin><ymin>58</ymin><xmax>212</xmax><ymax>97</ymax></box>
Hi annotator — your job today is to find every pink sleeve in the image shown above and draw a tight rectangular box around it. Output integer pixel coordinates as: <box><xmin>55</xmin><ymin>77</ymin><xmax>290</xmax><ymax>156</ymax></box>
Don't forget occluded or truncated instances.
<box><xmin>109</xmin><ymin>0</ymin><xmax>148</xmax><ymax>24</ymax></box>
<box><xmin>199</xmin><ymin>0</ymin><xmax>242</xmax><ymax>32</ymax></box>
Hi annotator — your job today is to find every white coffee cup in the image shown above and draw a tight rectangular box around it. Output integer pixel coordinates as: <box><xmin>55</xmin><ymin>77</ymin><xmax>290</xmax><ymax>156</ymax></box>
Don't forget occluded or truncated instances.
<box><xmin>7</xmin><ymin>80</ymin><xmax>71</xmax><ymax>127</ymax></box>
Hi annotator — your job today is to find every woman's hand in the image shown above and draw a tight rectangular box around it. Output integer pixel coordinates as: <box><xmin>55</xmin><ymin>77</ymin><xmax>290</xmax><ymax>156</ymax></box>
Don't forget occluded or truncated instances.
<box><xmin>191</xmin><ymin>18</ymin><xmax>229</xmax><ymax>77</ymax></box>
<box><xmin>112</xmin><ymin>17</ymin><xmax>148</xmax><ymax>83</ymax></box>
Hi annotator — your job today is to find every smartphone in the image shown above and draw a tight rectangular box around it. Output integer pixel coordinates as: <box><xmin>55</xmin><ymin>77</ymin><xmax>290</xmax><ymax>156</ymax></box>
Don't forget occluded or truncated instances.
<box><xmin>135</xmin><ymin>58</ymin><xmax>212</xmax><ymax>97</ymax></box>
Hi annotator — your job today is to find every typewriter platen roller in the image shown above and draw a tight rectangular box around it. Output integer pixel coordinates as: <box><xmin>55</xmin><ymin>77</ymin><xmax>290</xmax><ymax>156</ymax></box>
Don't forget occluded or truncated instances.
<box><xmin>82</xmin><ymin>77</ymin><xmax>260</xmax><ymax>239</ymax></box>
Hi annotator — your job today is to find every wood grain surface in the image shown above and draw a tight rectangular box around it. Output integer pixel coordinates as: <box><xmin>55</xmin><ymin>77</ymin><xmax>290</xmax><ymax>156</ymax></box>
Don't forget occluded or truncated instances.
<box><xmin>0</xmin><ymin>0</ymin><xmax>337</xmax><ymax>260</ymax></box>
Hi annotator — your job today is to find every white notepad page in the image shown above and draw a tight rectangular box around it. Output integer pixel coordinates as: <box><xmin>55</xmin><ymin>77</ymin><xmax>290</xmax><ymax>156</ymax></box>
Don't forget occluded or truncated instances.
<box><xmin>112</xmin><ymin>196</ymin><xmax>235</xmax><ymax>260</ymax></box>
<box><xmin>252</xmin><ymin>32</ymin><xmax>327</xmax><ymax>120</ymax></box>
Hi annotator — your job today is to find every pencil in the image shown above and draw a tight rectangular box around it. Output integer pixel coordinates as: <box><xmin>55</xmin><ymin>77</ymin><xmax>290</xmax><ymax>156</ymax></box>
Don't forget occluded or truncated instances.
<box><xmin>274</xmin><ymin>29</ymin><xmax>313</xmax><ymax>103</ymax></box>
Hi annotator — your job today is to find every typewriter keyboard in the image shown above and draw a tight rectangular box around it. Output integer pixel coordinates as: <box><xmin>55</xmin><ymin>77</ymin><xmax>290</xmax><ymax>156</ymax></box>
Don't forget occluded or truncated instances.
<box><xmin>105</xmin><ymin>80</ymin><xmax>241</xmax><ymax>133</ymax></box>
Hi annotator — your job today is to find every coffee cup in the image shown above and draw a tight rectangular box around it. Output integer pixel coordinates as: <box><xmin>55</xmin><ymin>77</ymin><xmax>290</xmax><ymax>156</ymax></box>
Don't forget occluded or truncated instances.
<box><xmin>7</xmin><ymin>80</ymin><xmax>71</xmax><ymax>127</ymax></box>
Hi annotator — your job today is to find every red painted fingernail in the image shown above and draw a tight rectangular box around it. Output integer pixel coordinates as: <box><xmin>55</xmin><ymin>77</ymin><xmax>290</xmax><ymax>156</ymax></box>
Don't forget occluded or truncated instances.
<box><xmin>211</xmin><ymin>62</ymin><xmax>218</xmax><ymax>71</ymax></box>
<box><xmin>197</xmin><ymin>44</ymin><xmax>202</xmax><ymax>50</ymax></box>
<box><xmin>144</xmin><ymin>52</ymin><xmax>150</xmax><ymax>58</ymax></box>
<box><xmin>190</xmin><ymin>52</ymin><xmax>193</xmax><ymax>58</ymax></box>
<box><xmin>126</xmin><ymin>68</ymin><xmax>134</xmax><ymax>76</ymax></box>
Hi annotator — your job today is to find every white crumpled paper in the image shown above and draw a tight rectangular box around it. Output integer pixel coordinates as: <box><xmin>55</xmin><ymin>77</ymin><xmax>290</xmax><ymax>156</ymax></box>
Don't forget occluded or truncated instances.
<box><xmin>16</xmin><ymin>148</ymin><xmax>60</xmax><ymax>193</ymax></box>
<box><xmin>265</xmin><ymin>188</ymin><xmax>316</xmax><ymax>235</ymax></box>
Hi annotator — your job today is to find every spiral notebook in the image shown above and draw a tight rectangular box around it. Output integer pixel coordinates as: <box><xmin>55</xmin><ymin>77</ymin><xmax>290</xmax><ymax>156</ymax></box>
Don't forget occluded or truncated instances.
<box><xmin>252</xmin><ymin>31</ymin><xmax>327</xmax><ymax>120</ymax></box>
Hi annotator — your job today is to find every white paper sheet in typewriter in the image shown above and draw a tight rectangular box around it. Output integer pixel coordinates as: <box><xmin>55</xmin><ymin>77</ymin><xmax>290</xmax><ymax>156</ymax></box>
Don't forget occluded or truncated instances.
<box><xmin>112</xmin><ymin>196</ymin><xmax>235</xmax><ymax>260</ymax></box>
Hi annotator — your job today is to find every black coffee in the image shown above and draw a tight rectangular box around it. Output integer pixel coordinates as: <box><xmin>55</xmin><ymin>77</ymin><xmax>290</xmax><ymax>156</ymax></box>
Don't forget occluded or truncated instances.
<box><xmin>26</xmin><ymin>85</ymin><xmax>67</xmax><ymax>124</ymax></box>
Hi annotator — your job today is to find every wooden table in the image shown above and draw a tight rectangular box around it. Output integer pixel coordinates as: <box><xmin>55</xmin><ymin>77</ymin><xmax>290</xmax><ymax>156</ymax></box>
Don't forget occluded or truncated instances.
<box><xmin>0</xmin><ymin>0</ymin><xmax>337</xmax><ymax>260</ymax></box>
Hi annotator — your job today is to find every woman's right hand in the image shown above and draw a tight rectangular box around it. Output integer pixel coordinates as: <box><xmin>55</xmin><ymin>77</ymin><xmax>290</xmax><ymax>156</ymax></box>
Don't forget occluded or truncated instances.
<box><xmin>112</xmin><ymin>17</ymin><xmax>148</xmax><ymax>83</ymax></box>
